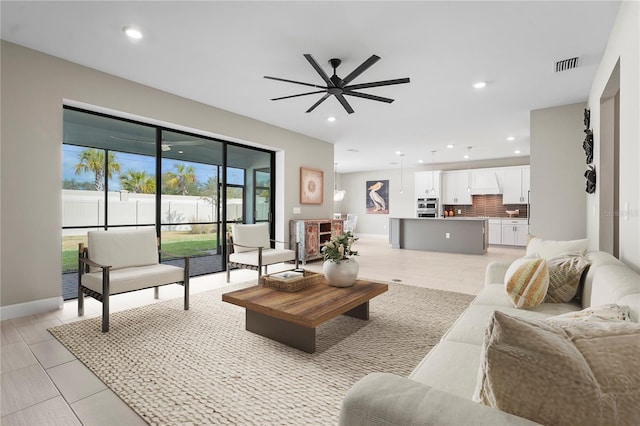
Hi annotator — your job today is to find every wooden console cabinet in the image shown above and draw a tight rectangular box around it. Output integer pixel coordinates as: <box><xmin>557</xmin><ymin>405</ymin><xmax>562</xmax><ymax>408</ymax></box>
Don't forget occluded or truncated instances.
<box><xmin>290</xmin><ymin>219</ymin><xmax>344</xmax><ymax>263</ymax></box>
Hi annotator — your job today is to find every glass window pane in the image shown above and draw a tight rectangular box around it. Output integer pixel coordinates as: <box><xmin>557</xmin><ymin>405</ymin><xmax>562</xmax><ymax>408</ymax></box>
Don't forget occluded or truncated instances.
<box><xmin>62</xmin><ymin>145</ymin><xmax>106</xmax><ymax>227</ymax></box>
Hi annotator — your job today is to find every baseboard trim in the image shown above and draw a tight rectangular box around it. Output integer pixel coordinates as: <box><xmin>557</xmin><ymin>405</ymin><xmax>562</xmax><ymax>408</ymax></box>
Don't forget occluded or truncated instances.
<box><xmin>0</xmin><ymin>297</ymin><xmax>63</xmax><ymax>320</ymax></box>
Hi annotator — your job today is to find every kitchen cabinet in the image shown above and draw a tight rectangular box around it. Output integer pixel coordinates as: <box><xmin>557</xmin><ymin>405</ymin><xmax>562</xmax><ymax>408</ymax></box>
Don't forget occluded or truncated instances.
<box><xmin>500</xmin><ymin>166</ymin><xmax>530</xmax><ymax>204</ymax></box>
<box><xmin>414</xmin><ymin>170</ymin><xmax>440</xmax><ymax>198</ymax></box>
<box><xmin>501</xmin><ymin>219</ymin><xmax>529</xmax><ymax>246</ymax></box>
<box><xmin>488</xmin><ymin>219</ymin><xmax>502</xmax><ymax>245</ymax></box>
<box><xmin>441</xmin><ymin>170</ymin><xmax>472</xmax><ymax>205</ymax></box>
<box><xmin>290</xmin><ymin>219</ymin><xmax>343</xmax><ymax>263</ymax></box>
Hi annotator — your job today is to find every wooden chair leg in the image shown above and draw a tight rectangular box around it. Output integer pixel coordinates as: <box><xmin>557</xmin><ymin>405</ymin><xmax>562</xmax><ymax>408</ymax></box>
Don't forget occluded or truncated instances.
<box><xmin>154</xmin><ymin>286</ymin><xmax>159</xmax><ymax>299</ymax></box>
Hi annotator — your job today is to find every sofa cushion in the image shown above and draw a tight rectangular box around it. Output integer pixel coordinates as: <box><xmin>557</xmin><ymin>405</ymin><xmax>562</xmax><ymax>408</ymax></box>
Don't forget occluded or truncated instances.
<box><xmin>82</xmin><ymin>263</ymin><xmax>185</xmax><ymax>295</ymax></box>
<box><xmin>544</xmin><ymin>253</ymin><xmax>591</xmax><ymax>303</ymax></box>
<box><xmin>441</xmin><ymin>303</ymin><xmax>581</xmax><ymax>346</ymax></box>
<box><xmin>473</xmin><ymin>311</ymin><xmax>640</xmax><ymax>426</ymax></box>
<box><xmin>409</xmin><ymin>341</ymin><xmax>482</xmax><ymax>399</ymax></box>
<box><xmin>581</xmin><ymin>251</ymin><xmax>624</xmax><ymax>307</ymax></box>
<box><xmin>229</xmin><ymin>248</ymin><xmax>296</xmax><ymax>267</ymax></box>
<box><xmin>591</xmin><ymin>264</ymin><xmax>640</xmax><ymax>322</ymax></box>
<box><xmin>526</xmin><ymin>236</ymin><xmax>589</xmax><ymax>259</ymax></box>
<box><xmin>232</xmin><ymin>223</ymin><xmax>271</xmax><ymax>253</ymax></box>
<box><xmin>88</xmin><ymin>228</ymin><xmax>159</xmax><ymax>272</ymax></box>
<box><xmin>504</xmin><ymin>257</ymin><xmax>549</xmax><ymax>308</ymax></box>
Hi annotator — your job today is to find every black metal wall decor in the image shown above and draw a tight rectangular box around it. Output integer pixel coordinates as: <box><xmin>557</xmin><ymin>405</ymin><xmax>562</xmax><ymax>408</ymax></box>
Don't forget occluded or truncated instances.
<box><xmin>583</xmin><ymin>108</ymin><xmax>596</xmax><ymax>193</ymax></box>
<box><xmin>585</xmin><ymin>164</ymin><xmax>596</xmax><ymax>194</ymax></box>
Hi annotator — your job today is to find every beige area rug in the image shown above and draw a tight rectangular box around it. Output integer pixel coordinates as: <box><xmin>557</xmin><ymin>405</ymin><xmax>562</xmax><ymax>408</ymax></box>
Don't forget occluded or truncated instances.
<box><xmin>49</xmin><ymin>282</ymin><xmax>475</xmax><ymax>425</ymax></box>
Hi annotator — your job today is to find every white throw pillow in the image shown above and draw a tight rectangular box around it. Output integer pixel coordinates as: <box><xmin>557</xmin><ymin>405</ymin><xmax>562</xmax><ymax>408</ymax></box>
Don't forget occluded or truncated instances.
<box><xmin>526</xmin><ymin>236</ymin><xmax>589</xmax><ymax>259</ymax></box>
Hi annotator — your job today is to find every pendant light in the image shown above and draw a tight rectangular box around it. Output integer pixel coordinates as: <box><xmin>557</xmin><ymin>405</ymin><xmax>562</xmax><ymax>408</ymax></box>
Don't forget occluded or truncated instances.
<box><xmin>333</xmin><ymin>163</ymin><xmax>346</xmax><ymax>201</ymax></box>
<box><xmin>430</xmin><ymin>150</ymin><xmax>436</xmax><ymax>194</ymax></box>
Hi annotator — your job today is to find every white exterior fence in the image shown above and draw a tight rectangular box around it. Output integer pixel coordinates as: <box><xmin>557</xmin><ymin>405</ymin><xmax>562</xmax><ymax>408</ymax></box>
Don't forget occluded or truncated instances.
<box><xmin>62</xmin><ymin>190</ymin><xmax>248</xmax><ymax>236</ymax></box>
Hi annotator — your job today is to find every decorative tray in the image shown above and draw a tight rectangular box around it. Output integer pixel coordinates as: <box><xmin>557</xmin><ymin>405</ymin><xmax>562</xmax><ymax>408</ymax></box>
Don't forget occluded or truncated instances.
<box><xmin>260</xmin><ymin>270</ymin><xmax>323</xmax><ymax>292</ymax></box>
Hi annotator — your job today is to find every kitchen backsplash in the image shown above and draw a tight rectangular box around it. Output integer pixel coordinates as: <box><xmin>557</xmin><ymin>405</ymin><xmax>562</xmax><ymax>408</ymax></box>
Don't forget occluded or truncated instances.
<box><xmin>442</xmin><ymin>194</ymin><xmax>528</xmax><ymax>218</ymax></box>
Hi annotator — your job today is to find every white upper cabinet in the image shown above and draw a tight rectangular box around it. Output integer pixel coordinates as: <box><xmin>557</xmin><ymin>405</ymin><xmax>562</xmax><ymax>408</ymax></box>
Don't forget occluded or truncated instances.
<box><xmin>499</xmin><ymin>166</ymin><xmax>530</xmax><ymax>204</ymax></box>
<box><xmin>414</xmin><ymin>170</ymin><xmax>440</xmax><ymax>198</ymax></box>
<box><xmin>441</xmin><ymin>170</ymin><xmax>472</xmax><ymax>205</ymax></box>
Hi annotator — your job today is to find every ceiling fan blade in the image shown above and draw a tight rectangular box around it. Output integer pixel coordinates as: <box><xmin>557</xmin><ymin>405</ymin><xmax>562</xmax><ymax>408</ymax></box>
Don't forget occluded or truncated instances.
<box><xmin>345</xmin><ymin>77</ymin><xmax>410</xmax><ymax>91</ymax></box>
<box><xmin>271</xmin><ymin>90</ymin><xmax>326</xmax><ymax>101</ymax></box>
<box><xmin>264</xmin><ymin>75</ymin><xmax>325</xmax><ymax>89</ymax></box>
<box><xmin>335</xmin><ymin>94</ymin><xmax>355</xmax><ymax>114</ymax></box>
<box><xmin>343</xmin><ymin>91</ymin><xmax>394</xmax><ymax>103</ymax></box>
<box><xmin>303</xmin><ymin>54</ymin><xmax>335</xmax><ymax>87</ymax></box>
<box><xmin>306</xmin><ymin>93</ymin><xmax>331</xmax><ymax>113</ymax></box>
<box><xmin>342</xmin><ymin>55</ymin><xmax>381</xmax><ymax>85</ymax></box>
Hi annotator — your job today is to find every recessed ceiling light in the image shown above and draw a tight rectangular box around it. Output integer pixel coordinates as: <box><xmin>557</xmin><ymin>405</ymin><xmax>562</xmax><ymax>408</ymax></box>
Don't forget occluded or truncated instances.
<box><xmin>178</xmin><ymin>150</ymin><xmax>184</xmax><ymax>154</ymax></box>
<box><xmin>327</xmin><ymin>116</ymin><xmax>336</xmax><ymax>122</ymax></box>
<box><xmin>464</xmin><ymin>154</ymin><xmax>470</xmax><ymax>159</ymax></box>
<box><xmin>123</xmin><ymin>26</ymin><xmax>143</xmax><ymax>39</ymax></box>
<box><xmin>473</xmin><ymin>81</ymin><xmax>487</xmax><ymax>89</ymax></box>
<box><xmin>395</xmin><ymin>151</ymin><xmax>402</xmax><ymax>155</ymax></box>
<box><xmin>418</xmin><ymin>159</ymin><xmax>423</xmax><ymax>163</ymax></box>
<box><xmin>447</xmin><ymin>144</ymin><xmax>454</xmax><ymax>149</ymax></box>
<box><xmin>507</xmin><ymin>136</ymin><xmax>515</xmax><ymax>141</ymax></box>
<box><xmin>514</xmin><ymin>150</ymin><xmax>521</xmax><ymax>154</ymax></box>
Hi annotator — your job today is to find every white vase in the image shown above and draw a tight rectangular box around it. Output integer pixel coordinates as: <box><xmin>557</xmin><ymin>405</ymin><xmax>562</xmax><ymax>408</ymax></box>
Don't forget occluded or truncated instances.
<box><xmin>323</xmin><ymin>259</ymin><xmax>359</xmax><ymax>287</ymax></box>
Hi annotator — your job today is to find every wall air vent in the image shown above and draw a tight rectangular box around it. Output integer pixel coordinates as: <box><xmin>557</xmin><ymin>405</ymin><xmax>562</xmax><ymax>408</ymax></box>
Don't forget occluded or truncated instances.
<box><xmin>555</xmin><ymin>57</ymin><xmax>580</xmax><ymax>72</ymax></box>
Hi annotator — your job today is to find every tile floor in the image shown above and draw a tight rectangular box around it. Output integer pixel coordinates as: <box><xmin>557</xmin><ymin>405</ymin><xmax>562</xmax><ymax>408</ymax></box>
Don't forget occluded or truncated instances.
<box><xmin>0</xmin><ymin>235</ymin><xmax>524</xmax><ymax>425</ymax></box>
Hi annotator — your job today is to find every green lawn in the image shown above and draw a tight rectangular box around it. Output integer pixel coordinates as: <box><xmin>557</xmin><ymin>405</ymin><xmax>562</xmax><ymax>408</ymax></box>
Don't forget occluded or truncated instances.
<box><xmin>62</xmin><ymin>232</ymin><xmax>219</xmax><ymax>273</ymax></box>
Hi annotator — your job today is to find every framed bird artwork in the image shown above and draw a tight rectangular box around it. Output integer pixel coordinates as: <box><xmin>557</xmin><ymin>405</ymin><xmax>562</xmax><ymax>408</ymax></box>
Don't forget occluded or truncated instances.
<box><xmin>366</xmin><ymin>180</ymin><xmax>389</xmax><ymax>214</ymax></box>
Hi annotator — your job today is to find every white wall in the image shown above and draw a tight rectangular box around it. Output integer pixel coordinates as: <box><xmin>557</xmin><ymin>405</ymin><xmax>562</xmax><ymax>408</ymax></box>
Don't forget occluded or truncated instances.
<box><xmin>0</xmin><ymin>41</ymin><xmax>334</xmax><ymax>312</ymax></box>
<box><xmin>587</xmin><ymin>0</ymin><xmax>639</xmax><ymax>272</ymax></box>
<box><xmin>529</xmin><ymin>102</ymin><xmax>588</xmax><ymax>240</ymax></box>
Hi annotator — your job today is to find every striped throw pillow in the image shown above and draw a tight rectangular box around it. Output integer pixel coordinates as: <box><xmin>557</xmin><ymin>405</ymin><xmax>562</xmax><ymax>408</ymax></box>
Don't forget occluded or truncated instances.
<box><xmin>504</xmin><ymin>257</ymin><xmax>549</xmax><ymax>308</ymax></box>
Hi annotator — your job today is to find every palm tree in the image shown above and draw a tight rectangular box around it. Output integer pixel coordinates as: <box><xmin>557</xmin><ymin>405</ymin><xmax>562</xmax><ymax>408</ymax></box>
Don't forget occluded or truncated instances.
<box><xmin>165</xmin><ymin>163</ymin><xmax>196</xmax><ymax>195</ymax></box>
<box><xmin>119</xmin><ymin>170</ymin><xmax>155</xmax><ymax>194</ymax></box>
<box><xmin>74</xmin><ymin>148</ymin><xmax>121</xmax><ymax>191</ymax></box>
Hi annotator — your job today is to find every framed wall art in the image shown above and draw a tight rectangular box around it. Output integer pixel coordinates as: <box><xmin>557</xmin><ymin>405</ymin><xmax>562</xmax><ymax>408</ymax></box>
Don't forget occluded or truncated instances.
<box><xmin>300</xmin><ymin>167</ymin><xmax>324</xmax><ymax>204</ymax></box>
<box><xmin>366</xmin><ymin>180</ymin><xmax>389</xmax><ymax>214</ymax></box>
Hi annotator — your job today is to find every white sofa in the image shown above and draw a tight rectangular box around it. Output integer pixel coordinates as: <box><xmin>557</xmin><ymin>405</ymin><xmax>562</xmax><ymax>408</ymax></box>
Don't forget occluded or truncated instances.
<box><xmin>339</xmin><ymin>249</ymin><xmax>640</xmax><ymax>425</ymax></box>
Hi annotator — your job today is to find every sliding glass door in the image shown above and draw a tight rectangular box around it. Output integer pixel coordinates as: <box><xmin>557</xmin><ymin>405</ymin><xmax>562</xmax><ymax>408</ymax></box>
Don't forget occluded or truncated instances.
<box><xmin>62</xmin><ymin>107</ymin><xmax>274</xmax><ymax>300</ymax></box>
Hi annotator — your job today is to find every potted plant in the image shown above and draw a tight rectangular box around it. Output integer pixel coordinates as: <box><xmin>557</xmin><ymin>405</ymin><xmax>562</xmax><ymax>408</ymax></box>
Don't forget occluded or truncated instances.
<box><xmin>321</xmin><ymin>231</ymin><xmax>359</xmax><ymax>287</ymax></box>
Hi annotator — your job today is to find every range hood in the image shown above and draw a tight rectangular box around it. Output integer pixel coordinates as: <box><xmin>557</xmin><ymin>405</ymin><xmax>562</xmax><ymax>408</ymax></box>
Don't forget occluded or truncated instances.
<box><xmin>470</xmin><ymin>170</ymin><xmax>502</xmax><ymax>195</ymax></box>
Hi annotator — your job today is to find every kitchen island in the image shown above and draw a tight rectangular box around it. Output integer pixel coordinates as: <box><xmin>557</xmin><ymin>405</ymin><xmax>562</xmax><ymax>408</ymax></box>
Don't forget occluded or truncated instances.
<box><xmin>389</xmin><ymin>217</ymin><xmax>488</xmax><ymax>254</ymax></box>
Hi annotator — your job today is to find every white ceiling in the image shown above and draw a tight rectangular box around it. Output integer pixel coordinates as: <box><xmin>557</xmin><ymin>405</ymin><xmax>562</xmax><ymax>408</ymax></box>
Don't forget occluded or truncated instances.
<box><xmin>1</xmin><ymin>1</ymin><xmax>620</xmax><ymax>173</ymax></box>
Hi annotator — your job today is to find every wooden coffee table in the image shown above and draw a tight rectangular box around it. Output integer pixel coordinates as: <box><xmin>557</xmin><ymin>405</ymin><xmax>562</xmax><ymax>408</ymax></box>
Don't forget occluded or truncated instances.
<box><xmin>222</xmin><ymin>278</ymin><xmax>388</xmax><ymax>353</ymax></box>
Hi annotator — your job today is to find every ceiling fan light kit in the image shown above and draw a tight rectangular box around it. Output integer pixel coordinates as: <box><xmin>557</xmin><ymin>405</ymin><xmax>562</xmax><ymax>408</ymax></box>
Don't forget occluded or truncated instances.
<box><xmin>264</xmin><ymin>54</ymin><xmax>410</xmax><ymax>114</ymax></box>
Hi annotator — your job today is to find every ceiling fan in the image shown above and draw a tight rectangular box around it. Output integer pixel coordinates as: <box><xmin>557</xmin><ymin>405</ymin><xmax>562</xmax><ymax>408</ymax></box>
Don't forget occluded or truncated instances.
<box><xmin>264</xmin><ymin>54</ymin><xmax>410</xmax><ymax>114</ymax></box>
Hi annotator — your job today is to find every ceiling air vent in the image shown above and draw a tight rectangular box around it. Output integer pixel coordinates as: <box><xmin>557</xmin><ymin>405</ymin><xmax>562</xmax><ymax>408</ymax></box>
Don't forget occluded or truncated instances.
<box><xmin>555</xmin><ymin>57</ymin><xmax>580</xmax><ymax>72</ymax></box>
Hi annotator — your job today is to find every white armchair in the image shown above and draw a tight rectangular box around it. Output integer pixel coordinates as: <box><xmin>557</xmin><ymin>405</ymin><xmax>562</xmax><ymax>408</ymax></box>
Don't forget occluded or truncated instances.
<box><xmin>78</xmin><ymin>228</ymin><xmax>190</xmax><ymax>332</ymax></box>
<box><xmin>226</xmin><ymin>223</ymin><xmax>299</xmax><ymax>282</ymax></box>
